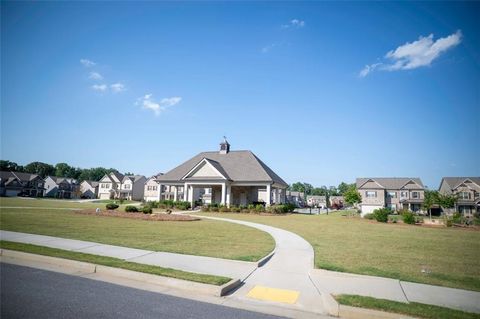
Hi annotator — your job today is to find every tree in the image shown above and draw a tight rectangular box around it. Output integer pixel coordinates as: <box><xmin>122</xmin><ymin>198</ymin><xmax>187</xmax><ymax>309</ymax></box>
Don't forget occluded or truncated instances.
<box><xmin>55</xmin><ymin>163</ymin><xmax>74</xmax><ymax>178</ymax></box>
<box><xmin>437</xmin><ymin>193</ymin><xmax>457</xmax><ymax>212</ymax></box>
<box><xmin>289</xmin><ymin>182</ymin><xmax>314</xmax><ymax>195</ymax></box>
<box><xmin>0</xmin><ymin>160</ymin><xmax>24</xmax><ymax>172</ymax></box>
<box><xmin>423</xmin><ymin>190</ymin><xmax>439</xmax><ymax>220</ymax></box>
<box><xmin>24</xmin><ymin>161</ymin><xmax>55</xmax><ymax>178</ymax></box>
<box><xmin>344</xmin><ymin>185</ymin><xmax>362</xmax><ymax>207</ymax></box>
<box><xmin>337</xmin><ymin>182</ymin><xmax>350</xmax><ymax>195</ymax></box>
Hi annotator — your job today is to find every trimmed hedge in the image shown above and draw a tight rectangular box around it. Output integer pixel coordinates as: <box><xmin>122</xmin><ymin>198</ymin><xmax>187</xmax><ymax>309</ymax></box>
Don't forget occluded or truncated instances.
<box><xmin>106</xmin><ymin>203</ymin><xmax>119</xmax><ymax>210</ymax></box>
<box><xmin>125</xmin><ymin>205</ymin><xmax>138</xmax><ymax>213</ymax></box>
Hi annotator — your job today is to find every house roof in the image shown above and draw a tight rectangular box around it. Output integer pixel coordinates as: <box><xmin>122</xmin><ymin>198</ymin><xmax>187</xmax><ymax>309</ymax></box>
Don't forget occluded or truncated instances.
<box><xmin>286</xmin><ymin>190</ymin><xmax>304</xmax><ymax>197</ymax></box>
<box><xmin>110</xmin><ymin>171</ymin><xmax>125</xmax><ymax>182</ymax></box>
<box><xmin>82</xmin><ymin>180</ymin><xmax>99</xmax><ymax>188</ymax></box>
<box><xmin>440</xmin><ymin>177</ymin><xmax>480</xmax><ymax>190</ymax></box>
<box><xmin>306</xmin><ymin>195</ymin><xmax>326</xmax><ymax>201</ymax></box>
<box><xmin>0</xmin><ymin>171</ymin><xmax>41</xmax><ymax>182</ymax></box>
<box><xmin>356</xmin><ymin>177</ymin><xmax>424</xmax><ymax>190</ymax></box>
<box><xmin>47</xmin><ymin>176</ymin><xmax>78</xmax><ymax>185</ymax></box>
<box><xmin>156</xmin><ymin>150</ymin><xmax>288</xmax><ymax>186</ymax></box>
<box><xmin>122</xmin><ymin>175</ymin><xmax>146</xmax><ymax>183</ymax></box>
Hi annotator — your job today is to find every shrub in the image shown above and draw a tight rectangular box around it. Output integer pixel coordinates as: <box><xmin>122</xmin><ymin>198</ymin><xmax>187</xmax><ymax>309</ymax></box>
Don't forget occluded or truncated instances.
<box><xmin>210</xmin><ymin>206</ymin><xmax>219</xmax><ymax>212</ymax></box>
<box><xmin>255</xmin><ymin>204</ymin><xmax>265</xmax><ymax>213</ymax></box>
<box><xmin>174</xmin><ymin>201</ymin><xmax>191</xmax><ymax>211</ymax></box>
<box><xmin>125</xmin><ymin>205</ymin><xmax>138</xmax><ymax>213</ymax></box>
<box><xmin>230</xmin><ymin>205</ymin><xmax>241</xmax><ymax>213</ymax></box>
<box><xmin>241</xmin><ymin>209</ymin><xmax>250</xmax><ymax>214</ymax></box>
<box><xmin>247</xmin><ymin>204</ymin><xmax>255</xmax><ymax>211</ymax></box>
<box><xmin>267</xmin><ymin>204</ymin><xmax>289</xmax><ymax>214</ymax></box>
<box><xmin>106</xmin><ymin>203</ymin><xmax>119</xmax><ymax>210</ymax></box>
<box><xmin>363</xmin><ymin>213</ymin><xmax>374</xmax><ymax>220</ymax></box>
<box><xmin>402</xmin><ymin>211</ymin><xmax>415</xmax><ymax>224</ymax></box>
<box><xmin>142</xmin><ymin>206</ymin><xmax>153</xmax><ymax>214</ymax></box>
<box><xmin>147</xmin><ymin>201</ymin><xmax>159</xmax><ymax>208</ymax></box>
<box><xmin>283</xmin><ymin>203</ymin><xmax>296</xmax><ymax>213</ymax></box>
<box><xmin>452</xmin><ymin>213</ymin><xmax>462</xmax><ymax>224</ymax></box>
<box><xmin>219</xmin><ymin>206</ymin><xmax>230</xmax><ymax>213</ymax></box>
<box><xmin>373</xmin><ymin>208</ymin><xmax>390</xmax><ymax>223</ymax></box>
<box><xmin>389</xmin><ymin>215</ymin><xmax>399</xmax><ymax>223</ymax></box>
<box><xmin>201</xmin><ymin>206</ymin><xmax>209</xmax><ymax>212</ymax></box>
<box><xmin>445</xmin><ymin>219</ymin><xmax>453</xmax><ymax>227</ymax></box>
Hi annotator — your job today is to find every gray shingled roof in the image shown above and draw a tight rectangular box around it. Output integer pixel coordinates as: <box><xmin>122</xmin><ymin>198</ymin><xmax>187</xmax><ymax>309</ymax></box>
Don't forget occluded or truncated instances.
<box><xmin>356</xmin><ymin>177</ymin><xmax>424</xmax><ymax>189</ymax></box>
<box><xmin>156</xmin><ymin>150</ymin><xmax>287</xmax><ymax>186</ymax></box>
<box><xmin>123</xmin><ymin>175</ymin><xmax>146</xmax><ymax>183</ymax></box>
<box><xmin>441</xmin><ymin>177</ymin><xmax>480</xmax><ymax>189</ymax></box>
<box><xmin>0</xmin><ymin>171</ymin><xmax>41</xmax><ymax>182</ymax></box>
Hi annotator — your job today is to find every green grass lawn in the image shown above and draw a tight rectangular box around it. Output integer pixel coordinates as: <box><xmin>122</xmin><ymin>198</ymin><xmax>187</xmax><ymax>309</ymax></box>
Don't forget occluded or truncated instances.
<box><xmin>0</xmin><ymin>241</ymin><xmax>231</xmax><ymax>285</ymax></box>
<box><xmin>197</xmin><ymin>212</ymin><xmax>480</xmax><ymax>291</ymax></box>
<box><xmin>335</xmin><ymin>294</ymin><xmax>480</xmax><ymax>319</ymax></box>
<box><xmin>0</xmin><ymin>197</ymin><xmax>139</xmax><ymax>211</ymax></box>
<box><xmin>0</xmin><ymin>199</ymin><xmax>274</xmax><ymax>262</ymax></box>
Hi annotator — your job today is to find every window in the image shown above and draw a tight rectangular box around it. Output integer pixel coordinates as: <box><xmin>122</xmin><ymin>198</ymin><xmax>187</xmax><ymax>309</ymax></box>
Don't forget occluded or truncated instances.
<box><xmin>366</xmin><ymin>191</ymin><xmax>377</xmax><ymax>198</ymax></box>
<box><xmin>412</xmin><ymin>192</ymin><xmax>419</xmax><ymax>199</ymax></box>
<box><xmin>458</xmin><ymin>192</ymin><xmax>471</xmax><ymax>200</ymax></box>
<box><xmin>387</xmin><ymin>191</ymin><xmax>396</xmax><ymax>198</ymax></box>
<box><xmin>400</xmin><ymin>191</ymin><xmax>408</xmax><ymax>198</ymax></box>
<box><xmin>124</xmin><ymin>184</ymin><xmax>131</xmax><ymax>189</ymax></box>
<box><xmin>153</xmin><ymin>186</ymin><xmax>157</xmax><ymax>191</ymax></box>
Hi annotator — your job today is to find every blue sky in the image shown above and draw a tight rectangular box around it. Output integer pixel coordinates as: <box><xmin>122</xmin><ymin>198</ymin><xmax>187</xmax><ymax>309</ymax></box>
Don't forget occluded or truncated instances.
<box><xmin>1</xmin><ymin>1</ymin><xmax>479</xmax><ymax>189</ymax></box>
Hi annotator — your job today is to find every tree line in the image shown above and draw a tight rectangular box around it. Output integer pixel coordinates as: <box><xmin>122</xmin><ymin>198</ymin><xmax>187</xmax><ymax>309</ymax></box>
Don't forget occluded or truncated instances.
<box><xmin>0</xmin><ymin>160</ymin><xmax>124</xmax><ymax>182</ymax></box>
<box><xmin>288</xmin><ymin>181</ymin><xmax>354</xmax><ymax>196</ymax></box>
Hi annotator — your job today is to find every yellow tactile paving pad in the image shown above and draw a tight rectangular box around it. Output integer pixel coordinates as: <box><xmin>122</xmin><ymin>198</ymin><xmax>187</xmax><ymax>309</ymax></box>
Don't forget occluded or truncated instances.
<box><xmin>247</xmin><ymin>285</ymin><xmax>300</xmax><ymax>304</ymax></box>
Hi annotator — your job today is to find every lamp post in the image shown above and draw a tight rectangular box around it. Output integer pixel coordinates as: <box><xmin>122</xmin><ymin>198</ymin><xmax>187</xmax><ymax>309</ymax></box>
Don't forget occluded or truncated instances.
<box><xmin>326</xmin><ymin>189</ymin><xmax>329</xmax><ymax>215</ymax></box>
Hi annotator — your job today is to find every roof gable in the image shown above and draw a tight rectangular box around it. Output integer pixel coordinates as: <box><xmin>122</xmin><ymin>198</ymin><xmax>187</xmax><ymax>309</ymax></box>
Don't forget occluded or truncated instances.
<box><xmin>182</xmin><ymin>158</ymin><xmax>229</xmax><ymax>180</ymax></box>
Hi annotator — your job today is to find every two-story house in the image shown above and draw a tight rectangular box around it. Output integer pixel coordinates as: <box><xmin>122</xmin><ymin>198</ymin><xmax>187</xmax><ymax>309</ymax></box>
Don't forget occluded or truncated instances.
<box><xmin>329</xmin><ymin>196</ymin><xmax>345</xmax><ymax>209</ymax></box>
<box><xmin>118</xmin><ymin>175</ymin><xmax>146</xmax><ymax>201</ymax></box>
<box><xmin>0</xmin><ymin>171</ymin><xmax>45</xmax><ymax>197</ymax></box>
<box><xmin>306</xmin><ymin>195</ymin><xmax>327</xmax><ymax>208</ymax></box>
<box><xmin>44</xmin><ymin>176</ymin><xmax>80</xmax><ymax>199</ymax></box>
<box><xmin>98</xmin><ymin>172</ymin><xmax>125</xmax><ymax>200</ymax></box>
<box><xmin>438</xmin><ymin>177</ymin><xmax>480</xmax><ymax>216</ymax></box>
<box><xmin>80</xmin><ymin>180</ymin><xmax>99</xmax><ymax>199</ymax></box>
<box><xmin>356</xmin><ymin>177</ymin><xmax>425</xmax><ymax>216</ymax></box>
<box><xmin>286</xmin><ymin>190</ymin><xmax>305</xmax><ymax>207</ymax></box>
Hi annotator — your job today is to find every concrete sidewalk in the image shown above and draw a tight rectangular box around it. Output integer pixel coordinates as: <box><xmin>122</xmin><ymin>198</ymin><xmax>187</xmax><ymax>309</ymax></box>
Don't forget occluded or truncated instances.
<box><xmin>190</xmin><ymin>214</ymin><xmax>480</xmax><ymax>315</ymax></box>
<box><xmin>0</xmin><ymin>230</ymin><xmax>256</xmax><ymax>280</ymax></box>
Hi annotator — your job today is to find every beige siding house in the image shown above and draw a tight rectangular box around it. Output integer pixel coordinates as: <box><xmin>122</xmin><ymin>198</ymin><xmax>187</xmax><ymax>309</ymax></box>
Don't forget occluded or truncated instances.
<box><xmin>438</xmin><ymin>177</ymin><xmax>480</xmax><ymax>216</ymax></box>
<box><xmin>154</xmin><ymin>139</ymin><xmax>288</xmax><ymax>208</ymax></box>
<box><xmin>98</xmin><ymin>172</ymin><xmax>124</xmax><ymax>199</ymax></box>
<box><xmin>356</xmin><ymin>177</ymin><xmax>425</xmax><ymax>216</ymax></box>
<box><xmin>80</xmin><ymin>180</ymin><xmax>99</xmax><ymax>199</ymax></box>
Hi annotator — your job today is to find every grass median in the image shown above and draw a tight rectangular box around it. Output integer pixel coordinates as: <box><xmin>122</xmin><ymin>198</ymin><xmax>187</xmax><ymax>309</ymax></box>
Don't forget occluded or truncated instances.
<box><xmin>335</xmin><ymin>294</ymin><xmax>480</xmax><ymax>319</ymax></box>
<box><xmin>0</xmin><ymin>240</ymin><xmax>231</xmax><ymax>286</ymax></box>
<box><xmin>196</xmin><ymin>211</ymin><xmax>480</xmax><ymax>291</ymax></box>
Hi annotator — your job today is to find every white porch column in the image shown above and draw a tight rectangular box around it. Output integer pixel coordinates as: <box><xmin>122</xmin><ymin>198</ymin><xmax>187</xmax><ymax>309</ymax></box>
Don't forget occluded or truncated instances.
<box><xmin>173</xmin><ymin>186</ymin><xmax>178</xmax><ymax>202</ymax></box>
<box><xmin>221</xmin><ymin>183</ymin><xmax>226</xmax><ymax>205</ymax></box>
<box><xmin>226</xmin><ymin>184</ymin><xmax>232</xmax><ymax>208</ymax></box>
<box><xmin>189</xmin><ymin>185</ymin><xmax>195</xmax><ymax>207</ymax></box>
<box><xmin>266</xmin><ymin>184</ymin><xmax>272</xmax><ymax>206</ymax></box>
<box><xmin>184</xmin><ymin>183</ymin><xmax>189</xmax><ymax>204</ymax></box>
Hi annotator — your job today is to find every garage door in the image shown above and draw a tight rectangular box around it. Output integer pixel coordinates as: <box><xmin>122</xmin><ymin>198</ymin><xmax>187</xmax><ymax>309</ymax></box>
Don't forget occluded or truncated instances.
<box><xmin>6</xmin><ymin>190</ymin><xmax>20</xmax><ymax>197</ymax></box>
<box><xmin>361</xmin><ymin>205</ymin><xmax>381</xmax><ymax>216</ymax></box>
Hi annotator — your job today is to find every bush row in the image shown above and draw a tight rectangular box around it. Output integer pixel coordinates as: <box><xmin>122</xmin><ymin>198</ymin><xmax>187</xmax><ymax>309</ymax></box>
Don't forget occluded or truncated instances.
<box><xmin>201</xmin><ymin>203</ymin><xmax>296</xmax><ymax>214</ymax></box>
<box><xmin>145</xmin><ymin>200</ymin><xmax>191</xmax><ymax>211</ymax></box>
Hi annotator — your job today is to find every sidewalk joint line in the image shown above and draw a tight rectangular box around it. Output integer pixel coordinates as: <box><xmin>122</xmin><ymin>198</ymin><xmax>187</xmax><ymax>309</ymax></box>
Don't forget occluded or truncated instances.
<box><xmin>125</xmin><ymin>251</ymin><xmax>155</xmax><ymax>261</ymax></box>
<box><xmin>399</xmin><ymin>280</ymin><xmax>410</xmax><ymax>302</ymax></box>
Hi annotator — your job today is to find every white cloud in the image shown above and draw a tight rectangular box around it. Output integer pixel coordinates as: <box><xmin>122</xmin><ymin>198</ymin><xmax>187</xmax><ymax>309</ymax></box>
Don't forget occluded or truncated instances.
<box><xmin>92</xmin><ymin>84</ymin><xmax>107</xmax><ymax>92</ymax></box>
<box><xmin>359</xmin><ymin>30</ymin><xmax>462</xmax><ymax>77</ymax></box>
<box><xmin>137</xmin><ymin>94</ymin><xmax>182</xmax><ymax>116</ymax></box>
<box><xmin>110</xmin><ymin>83</ymin><xmax>125</xmax><ymax>93</ymax></box>
<box><xmin>282</xmin><ymin>19</ymin><xmax>305</xmax><ymax>29</ymax></box>
<box><xmin>89</xmin><ymin>72</ymin><xmax>103</xmax><ymax>80</ymax></box>
<box><xmin>80</xmin><ymin>59</ymin><xmax>96</xmax><ymax>67</ymax></box>
<box><xmin>261</xmin><ymin>43</ymin><xmax>277</xmax><ymax>54</ymax></box>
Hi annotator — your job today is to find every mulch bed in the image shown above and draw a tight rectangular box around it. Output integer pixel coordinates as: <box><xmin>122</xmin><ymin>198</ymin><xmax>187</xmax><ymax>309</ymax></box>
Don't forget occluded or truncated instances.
<box><xmin>75</xmin><ymin>209</ymin><xmax>200</xmax><ymax>222</ymax></box>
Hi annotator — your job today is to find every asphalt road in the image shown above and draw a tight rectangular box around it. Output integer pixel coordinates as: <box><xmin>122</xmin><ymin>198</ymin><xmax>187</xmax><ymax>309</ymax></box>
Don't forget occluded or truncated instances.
<box><xmin>1</xmin><ymin>263</ymin><xmax>283</xmax><ymax>319</ymax></box>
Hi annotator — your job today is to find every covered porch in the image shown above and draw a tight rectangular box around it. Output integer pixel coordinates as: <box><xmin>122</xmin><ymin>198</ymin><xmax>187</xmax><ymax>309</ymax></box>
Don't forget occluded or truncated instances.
<box><xmin>180</xmin><ymin>181</ymin><xmax>286</xmax><ymax>208</ymax></box>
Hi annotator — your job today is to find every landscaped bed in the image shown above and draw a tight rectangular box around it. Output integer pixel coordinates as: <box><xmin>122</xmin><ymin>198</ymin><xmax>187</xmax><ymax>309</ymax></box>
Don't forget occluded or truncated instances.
<box><xmin>196</xmin><ymin>211</ymin><xmax>480</xmax><ymax>292</ymax></box>
<box><xmin>75</xmin><ymin>209</ymin><xmax>200</xmax><ymax>221</ymax></box>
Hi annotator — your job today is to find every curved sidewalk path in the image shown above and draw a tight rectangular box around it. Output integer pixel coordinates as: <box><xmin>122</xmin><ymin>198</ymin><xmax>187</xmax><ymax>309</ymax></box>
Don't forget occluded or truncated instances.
<box><xmin>190</xmin><ymin>214</ymin><xmax>330</xmax><ymax>316</ymax></box>
<box><xmin>192</xmin><ymin>214</ymin><xmax>480</xmax><ymax>316</ymax></box>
